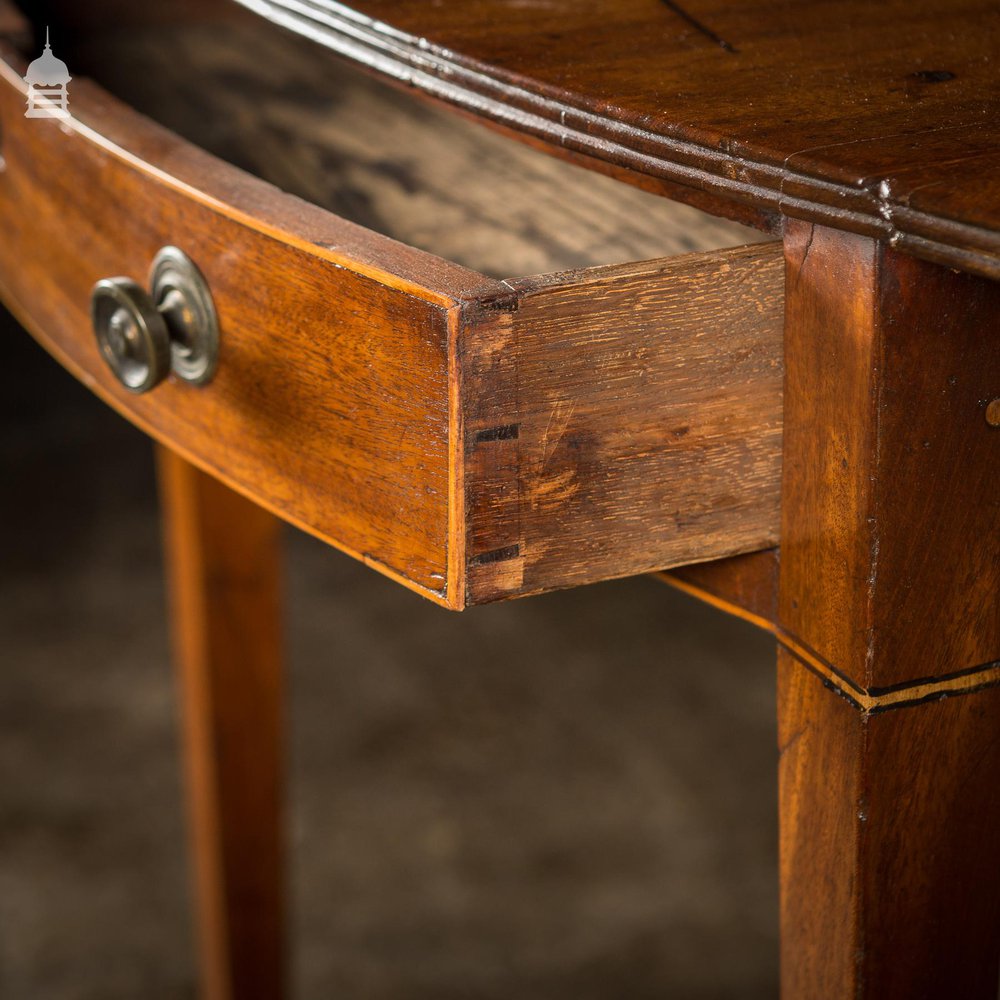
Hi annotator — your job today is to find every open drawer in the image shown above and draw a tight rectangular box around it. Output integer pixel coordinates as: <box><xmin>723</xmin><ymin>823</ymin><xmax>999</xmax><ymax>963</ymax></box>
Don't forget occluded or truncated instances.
<box><xmin>0</xmin><ymin>4</ymin><xmax>783</xmax><ymax>609</ymax></box>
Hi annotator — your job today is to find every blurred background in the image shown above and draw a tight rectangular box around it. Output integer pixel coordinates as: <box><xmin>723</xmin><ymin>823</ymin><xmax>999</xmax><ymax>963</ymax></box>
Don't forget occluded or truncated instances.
<box><xmin>2</xmin><ymin>3</ymin><xmax>779</xmax><ymax>996</ymax></box>
<box><xmin>1</xmin><ymin>310</ymin><xmax>778</xmax><ymax>999</ymax></box>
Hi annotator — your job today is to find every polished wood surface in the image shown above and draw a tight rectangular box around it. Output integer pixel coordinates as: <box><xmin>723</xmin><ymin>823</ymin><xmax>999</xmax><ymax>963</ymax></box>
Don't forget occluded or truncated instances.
<box><xmin>778</xmin><ymin>653</ymin><xmax>1000</xmax><ymax>998</ymax></box>
<box><xmin>780</xmin><ymin>221</ymin><xmax>1000</xmax><ymax>692</ymax></box>
<box><xmin>777</xmin><ymin>224</ymin><xmax>1000</xmax><ymax>997</ymax></box>
<box><xmin>158</xmin><ymin>447</ymin><xmax>285</xmax><ymax>1000</ymax></box>
<box><xmin>239</xmin><ymin>0</ymin><xmax>1000</xmax><ymax>276</ymax></box>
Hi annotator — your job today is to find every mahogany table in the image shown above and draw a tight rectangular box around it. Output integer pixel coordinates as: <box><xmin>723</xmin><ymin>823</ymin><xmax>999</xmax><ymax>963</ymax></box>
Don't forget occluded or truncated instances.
<box><xmin>2</xmin><ymin>1</ymin><xmax>998</xmax><ymax>997</ymax></box>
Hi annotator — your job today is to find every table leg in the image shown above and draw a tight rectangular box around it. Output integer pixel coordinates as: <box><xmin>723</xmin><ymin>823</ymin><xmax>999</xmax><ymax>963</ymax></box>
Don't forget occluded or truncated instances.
<box><xmin>777</xmin><ymin>222</ymin><xmax>1000</xmax><ymax>998</ymax></box>
<box><xmin>778</xmin><ymin>651</ymin><xmax>1000</xmax><ymax>997</ymax></box>
<box><xmin>157</xmin><ymin>446</ymin><xmax>285</xmax><ymax>1000</ymax></box>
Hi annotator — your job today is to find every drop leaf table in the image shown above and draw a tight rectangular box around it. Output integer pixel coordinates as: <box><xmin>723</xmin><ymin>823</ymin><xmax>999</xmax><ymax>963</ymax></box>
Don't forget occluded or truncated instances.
<box><xmin>2</xmin><ymin>1</ymin><xmax>999</xmax><ymax>997</ymax></box>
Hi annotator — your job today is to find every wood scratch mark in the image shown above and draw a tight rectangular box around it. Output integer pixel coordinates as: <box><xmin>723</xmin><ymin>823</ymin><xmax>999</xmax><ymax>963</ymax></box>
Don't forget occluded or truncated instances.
<box><xmin>659</xmin><ymin>0</ymin><xmax>738</xmax><ymax>54</ymax></box>
<box><xmin>790</xmin><ymin>224</ymin><xmax>816</xmax><ymax>288</ymax></box>
<box><xmin>778</xmin><ymin>725</ymin><xmax>808</xmax><ymax>760</ymax></box>
<box><xmin>540</xmin><ymin>399</ymin><xmax>576</xmax><ymax>470</ymax></box>
<box><xmin>800</xmin><ymin>225</ymin><xmax>815</xmax><ymax>271</ymax></box>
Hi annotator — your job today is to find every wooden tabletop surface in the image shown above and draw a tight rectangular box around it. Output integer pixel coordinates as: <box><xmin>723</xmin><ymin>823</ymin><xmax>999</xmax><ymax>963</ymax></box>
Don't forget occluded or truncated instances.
<box><xmin>237</xmin><ymin>0</ymin><xmax>1000</xmax><ymax>277</ymax></box>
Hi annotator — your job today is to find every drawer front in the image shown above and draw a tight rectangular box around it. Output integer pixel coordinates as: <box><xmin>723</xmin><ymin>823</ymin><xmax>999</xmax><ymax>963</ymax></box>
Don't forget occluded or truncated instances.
<box><xmin>0</xmin><ymin>48</ymin><xmax>487</xmax><ymax>604</ymax></box>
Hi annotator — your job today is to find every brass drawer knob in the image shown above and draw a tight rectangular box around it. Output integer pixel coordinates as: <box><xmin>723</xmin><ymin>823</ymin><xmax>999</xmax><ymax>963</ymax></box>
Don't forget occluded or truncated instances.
<box><xmin>91</xmin><ymin>276</ymin><xmax>169</xmax><ymax>393</ymax></box>
<box><xmin>90</xmin><ymin>247</ymin><xmax>218</xmax><ymax>394</ymax></box>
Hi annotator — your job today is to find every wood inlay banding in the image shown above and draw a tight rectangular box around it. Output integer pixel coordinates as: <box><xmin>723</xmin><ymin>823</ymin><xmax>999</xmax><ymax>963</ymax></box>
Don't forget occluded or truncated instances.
<box><xmin>662</xmin><ymin>570</ymin><xmax>1000</xmax><ymax>714</ymax></box>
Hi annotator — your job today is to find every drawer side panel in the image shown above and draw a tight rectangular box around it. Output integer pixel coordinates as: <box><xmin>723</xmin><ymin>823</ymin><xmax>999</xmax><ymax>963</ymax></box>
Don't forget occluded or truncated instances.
<box><xmin>462</xmin><ymin>243</ymin><xmax>784</xmax><ymax>603</ymax></box>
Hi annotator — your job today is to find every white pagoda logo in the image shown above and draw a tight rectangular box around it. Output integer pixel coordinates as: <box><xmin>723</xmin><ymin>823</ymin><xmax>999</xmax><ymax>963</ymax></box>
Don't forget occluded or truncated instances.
<box><xmin>24</xmin><ymin>28</ymin><xmax>71</xmax><ymax>119</ymax></box>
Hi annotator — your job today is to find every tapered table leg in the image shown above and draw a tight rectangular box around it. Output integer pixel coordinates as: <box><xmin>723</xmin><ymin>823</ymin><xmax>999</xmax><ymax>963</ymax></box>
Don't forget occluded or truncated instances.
<box><xmin>777</xmin><ymin>223</ymin><xmax>1000</xmax><ymax>998</ymax></box>
<box><xmin>157</xmin><ymin>446</ymin><xmax>285</xmax><ymax>1000</ymax></box>
<box><xmin>778</xmin><ymin>650</ymin><xmax>1000</xmax><ymax>997</ymax></box>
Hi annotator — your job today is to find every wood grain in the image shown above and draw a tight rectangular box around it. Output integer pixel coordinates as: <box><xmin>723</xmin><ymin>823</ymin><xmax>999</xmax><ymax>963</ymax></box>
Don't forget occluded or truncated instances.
<box><xmin>658</xmin><ymin>549</ymin><xmax>778</xmax><ymax>630</ymax></box>
<box><xmin>236</xmin><ymin>0</ymin><xmax>1000</xmax><ymax>277</ymax></box>
<box><xmin>0</xmin><ymin>23</ymin><xmax>783</xmax><ymax>608</ymax></box>
<box><xmin>780</xmin><ymin>221</ymin><xmax>1000</xmax><ymax>691</ymax></box>
<box><xmin>0</xmin><ymin>40</ymin><xmax>468</xmax><ymax>602</ymax></box>
<box><xmin>778</xmin><ymin>651</ymin><xmax>1000</xmax><ymax>999</ymax></box>
<box><xmin>462</xmin><ymin>244</ymin><xmax>784</xmax><ymax>603</ymax></box>
<box><xmin>62</xmin><ymin>10</ymin><xmax>763</xmax><ymax>279</ymax></box>
<box><xmin>778</xmin><ymin>221</ymin><xmax>1000</xmax><ymax>997</ymax></box>
<box><xmin>158</xmin><ymin>447</ymin><xmax>285</xmax><ymax>1000</ymax></box>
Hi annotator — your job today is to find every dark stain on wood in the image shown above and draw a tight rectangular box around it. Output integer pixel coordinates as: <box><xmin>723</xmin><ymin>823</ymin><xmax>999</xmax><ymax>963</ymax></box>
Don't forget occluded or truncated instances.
<box><xmin>912</xmin><ymin>69</ymin><xmax>956</xmax><ymax>83</ymax></box>
<box><xmin>468</xmin><ymin>544</ymin><xmax>521</xmax><ymax>566</ymax></box>
<box><xmin>474</xmin><ymin>424</ymin><xmax>520</xmax><ymax>444</ymax></box>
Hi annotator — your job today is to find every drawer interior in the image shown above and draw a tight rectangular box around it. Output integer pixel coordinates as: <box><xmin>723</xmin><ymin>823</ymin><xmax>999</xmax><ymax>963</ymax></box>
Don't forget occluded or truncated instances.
<box><xmin>57</xmin><ymin>1</ymin><xmax>770</xmax><ymax>280</ymax></box>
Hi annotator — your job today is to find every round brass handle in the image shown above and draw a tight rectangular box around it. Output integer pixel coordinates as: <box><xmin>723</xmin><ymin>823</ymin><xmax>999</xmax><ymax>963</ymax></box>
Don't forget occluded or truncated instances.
<box><xmin>91</xmin><ymin>277</ymin><xmax>171</xmax><ymax>394</ymax></box>
<box><xmin>90</xmin><ymin>247</ymin><xmax>219</xmax><ymax>394</ymax></box>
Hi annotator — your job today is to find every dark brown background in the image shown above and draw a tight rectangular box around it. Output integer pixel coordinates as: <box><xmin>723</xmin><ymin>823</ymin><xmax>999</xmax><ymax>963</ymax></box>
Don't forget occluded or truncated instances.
<box><xmin>1</xmin><ymin>311</ymin><xmax>777</xmax><ymax>998</ymax></box>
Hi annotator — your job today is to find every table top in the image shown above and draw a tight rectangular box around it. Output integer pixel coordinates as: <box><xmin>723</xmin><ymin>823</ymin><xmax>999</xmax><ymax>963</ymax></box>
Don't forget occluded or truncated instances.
<box><xmin>237</xmin><ymin>0</ymin><xmax>1000</xmax><ymax>277</ymax></box>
